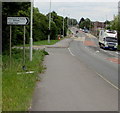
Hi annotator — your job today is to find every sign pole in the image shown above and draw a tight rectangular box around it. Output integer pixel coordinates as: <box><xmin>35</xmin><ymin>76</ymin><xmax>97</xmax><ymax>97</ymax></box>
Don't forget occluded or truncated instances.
<box><xmin>23</xmin><ymin>26</ymin><xmax>26</xmax><ymax>67</ymax></box>
<box><xmin>10</xmin><ymin>25</ymin><xmax>12</xmax><ymax>68</ymax></box>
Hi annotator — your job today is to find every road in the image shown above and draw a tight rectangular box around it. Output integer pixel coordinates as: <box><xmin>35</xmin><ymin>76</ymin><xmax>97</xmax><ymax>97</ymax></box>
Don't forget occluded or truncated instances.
<box><xmin>31</xmin><ymin>29</ymin><xmax>118</xmax><ymax>111</ymax></box>
<box><xmin>70</xmin><ymin>27</ymin><xmax>119</xmax><ymax>87</ymax></box>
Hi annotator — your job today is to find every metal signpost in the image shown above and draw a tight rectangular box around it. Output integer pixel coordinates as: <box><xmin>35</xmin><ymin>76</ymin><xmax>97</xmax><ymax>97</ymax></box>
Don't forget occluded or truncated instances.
<box><xmin>7</xmin><ymin>17</ymin><xmax>29</xmax><ymax>69</ymax></box>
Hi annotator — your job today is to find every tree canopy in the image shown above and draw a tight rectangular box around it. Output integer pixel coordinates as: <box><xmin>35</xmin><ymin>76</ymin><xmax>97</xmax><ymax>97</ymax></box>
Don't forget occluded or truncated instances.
<box><xmin>79</xmin><ymin>17</ymin><xmax>91</xmax><ymax>30</ymax></box>
<box><xmin>2</xmin><ymin>3</ymin><xmax>70</xmax><ymax>53</ymax></box>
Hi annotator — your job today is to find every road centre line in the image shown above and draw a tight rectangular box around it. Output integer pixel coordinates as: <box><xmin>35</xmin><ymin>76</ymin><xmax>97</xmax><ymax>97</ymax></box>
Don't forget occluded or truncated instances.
<box><xmin>68</xmin><ymin>48</ymin><xmax>75</xmax><ymax>56</ymax></box>
<box><xmin>96</xmin><ymin>72</ymin><xmax>119</xmax><ymax>91</ymax></box>
<box><xmin>75</xmin><ymin>47</ymin><xmax>118</xmax><ymax>90</ymax></box>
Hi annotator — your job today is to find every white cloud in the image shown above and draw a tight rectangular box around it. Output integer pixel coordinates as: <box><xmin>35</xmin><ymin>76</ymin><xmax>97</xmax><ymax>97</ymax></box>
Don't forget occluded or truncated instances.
<box><xmin>35</xmin><ymin>0</ymin><xmax>119</xmax><ymax>2</ymax></box>
<box><xmin>34</xmin><ymin>2</ymin><xmax>118</xmax><ymax>22</ymax></box>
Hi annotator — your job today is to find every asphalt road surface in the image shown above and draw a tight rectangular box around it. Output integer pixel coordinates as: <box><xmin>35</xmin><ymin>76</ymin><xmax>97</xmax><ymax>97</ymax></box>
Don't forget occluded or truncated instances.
<box><xmin>70</xmin><ymin>27</ymin><xmax>119</xmax><ymax>87</ymax></box>
<box><xmin>31</xmin><ymin>31</ymin><xmax>118</xmax><ymax>111</ymax></box>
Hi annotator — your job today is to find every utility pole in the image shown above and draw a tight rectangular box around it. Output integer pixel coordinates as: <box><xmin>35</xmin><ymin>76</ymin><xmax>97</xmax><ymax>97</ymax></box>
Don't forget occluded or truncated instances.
<box><xmin>63</xmin><ymin>17</ymin><xmax>64</xmax><ymax>37</ymax></box>
<box><xmin>30</xmin><ymin>0</ymin><xmax>33</xmax><ymax>61</ymax></box>
<box><xmin>118</xmin><ymin>1</ymin><xmax>120</xmax><ymax>46</ymax></box>
<box><xmin>48</xmin><ymin>0</ymin><xmax>51</xmax><ymax>43</ymax></box>
<box><xmin>72</xmin><ymin>19</ymin><xmax>73</xmax><ymax>27</ymax></box>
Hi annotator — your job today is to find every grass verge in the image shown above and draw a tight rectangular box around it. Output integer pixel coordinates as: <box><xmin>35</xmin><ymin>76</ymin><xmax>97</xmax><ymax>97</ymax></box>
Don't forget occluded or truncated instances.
<box><xmin>16</xmin><ymin>39</ymin><xmax>60</xmax><ymax>47</ymax></box>
<box><xmin>2</xmin><ymin>48</ymin><xmax>47</xmax><ymax>111</ymax></box>
<box><xmin>33</xmin><ymin>40</ymin><xmax>60</xmax><ymax>45</ymax></box>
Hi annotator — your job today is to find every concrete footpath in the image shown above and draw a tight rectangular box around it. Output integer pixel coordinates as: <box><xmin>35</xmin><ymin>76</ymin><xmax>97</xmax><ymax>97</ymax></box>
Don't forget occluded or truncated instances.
<box><xmin>30</xmin><ymin>47</ymin><xmax>118</xmax><ymax>111</ymax></box>
<box><xmin>46</xmin><ymin>38</ymin><xmax>73</xmax><ymax>48</ymax></box>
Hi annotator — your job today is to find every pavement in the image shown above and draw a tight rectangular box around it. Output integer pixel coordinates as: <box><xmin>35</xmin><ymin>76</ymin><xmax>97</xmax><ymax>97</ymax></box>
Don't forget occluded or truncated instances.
<box><xmin>46</xmin><ymin>38</ymin><xmax>73</xmax><ymax>48</ymax></box>
<box><xmin>30</xmin><ymin>48</ymin><xmax>118</xmax><ymax>111</ymax></box>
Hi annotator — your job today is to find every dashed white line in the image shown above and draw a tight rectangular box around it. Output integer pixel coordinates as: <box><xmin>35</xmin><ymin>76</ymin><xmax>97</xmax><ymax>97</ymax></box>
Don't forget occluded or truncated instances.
<box><xmin>68</xmin><ymin>48</ymin><xmax>75</xmax><ymax>56</ymax></box>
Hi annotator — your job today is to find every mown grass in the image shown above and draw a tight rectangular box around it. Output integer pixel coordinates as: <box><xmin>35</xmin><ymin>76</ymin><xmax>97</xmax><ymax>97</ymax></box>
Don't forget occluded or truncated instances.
<box><xmin>2</xmin><ymin>49</ymin><xmax>47</xmax><ymax>111</ymax></box>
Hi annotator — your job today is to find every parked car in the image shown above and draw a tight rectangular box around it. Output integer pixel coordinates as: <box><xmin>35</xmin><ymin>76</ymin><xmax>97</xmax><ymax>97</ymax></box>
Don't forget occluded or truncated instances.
<box><xmin>83</xmin><ymin>29</ymin><xmax>89</xmax><ymax>33</ymax></box>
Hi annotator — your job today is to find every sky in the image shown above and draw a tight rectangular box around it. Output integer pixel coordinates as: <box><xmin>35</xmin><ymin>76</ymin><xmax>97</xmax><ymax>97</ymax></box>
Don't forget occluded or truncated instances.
<box><xmin>34</xmin><ymin>0</ymin><xmax>119</xmax><ymax>22</ymax></box>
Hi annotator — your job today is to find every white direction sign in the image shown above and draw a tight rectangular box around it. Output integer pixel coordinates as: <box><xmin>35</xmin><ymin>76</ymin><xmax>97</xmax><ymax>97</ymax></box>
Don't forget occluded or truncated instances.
<box><xmin>7</xmin><ymin>17</ymin><xmax>29</xmax><ymax>25</ymax></box>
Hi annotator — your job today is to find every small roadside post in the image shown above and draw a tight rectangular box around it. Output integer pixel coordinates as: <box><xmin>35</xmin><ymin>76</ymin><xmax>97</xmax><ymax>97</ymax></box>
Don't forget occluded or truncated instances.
<box><xmin>7</xmin><ymin>17</ymin><xmax>29</xmax><ymax>69</ymax></box>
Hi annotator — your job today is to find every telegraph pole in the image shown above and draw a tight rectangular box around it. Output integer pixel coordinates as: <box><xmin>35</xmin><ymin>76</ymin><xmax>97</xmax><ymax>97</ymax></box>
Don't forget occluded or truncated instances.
<box><xmin>48</xmin><ymin>0</ymin><xmax>51</xmax><ymax>43</ymax></box>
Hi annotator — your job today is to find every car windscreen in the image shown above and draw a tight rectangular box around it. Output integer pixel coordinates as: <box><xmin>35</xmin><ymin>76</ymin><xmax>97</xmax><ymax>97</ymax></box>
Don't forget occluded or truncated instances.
<box><xmin>105</xmin><ymin>37</ymin><xmax>117</xmax><ymax>42</ymax></box>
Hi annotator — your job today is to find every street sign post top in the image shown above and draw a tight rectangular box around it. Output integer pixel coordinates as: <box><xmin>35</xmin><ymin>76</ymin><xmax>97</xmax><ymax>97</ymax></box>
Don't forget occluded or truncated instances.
<box><xmin>7</xmin><ymin>17</ymin><xmax>29</xmax><ymax>25</ymax></box>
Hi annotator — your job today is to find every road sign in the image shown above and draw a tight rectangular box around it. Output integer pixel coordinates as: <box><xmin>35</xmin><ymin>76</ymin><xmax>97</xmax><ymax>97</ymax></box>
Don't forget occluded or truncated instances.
<box><xmin>7</xmin><ymin>17</ymin><xmax>29</xmax><ymax>25</ymax></box>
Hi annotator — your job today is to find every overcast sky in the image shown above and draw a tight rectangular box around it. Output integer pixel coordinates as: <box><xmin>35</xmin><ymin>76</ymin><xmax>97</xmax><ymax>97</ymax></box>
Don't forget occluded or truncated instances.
<box><xmin>34</xmin><ymin>0</ymin><xmax>119</xmax><ymax>22</ymax></box>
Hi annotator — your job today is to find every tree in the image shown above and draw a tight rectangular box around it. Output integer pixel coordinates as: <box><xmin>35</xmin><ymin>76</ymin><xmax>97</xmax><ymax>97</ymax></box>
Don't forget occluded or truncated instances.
<box><xmin>110</xmin><ymin>15</ymin><xmax>120</xmax><ymax>44</ymax></box>
<box><xmin>47</xmin><ymin>11</ymin><xmax>69</xmax><ymax>37</ymax></box>
<box><xmin>50</xmin><ymin>21</ymin><xmax>58</xmax><ymax>40</ymax></box>
<box><xmin>2</xmin><ymin>2</ymin><xmax>31</xmax><ymax>53</ymax></box>
<box><xmin>33</xmin><ymin>7</ymin><xmax>48</xmax><ymax>41</ymax></box>
<box><xmin>79</xmin><ymin>17</ymin><xmax>85</xmax><ymax>24</ymax></box>
<box><xmin>79</xmin><ymin>17</ymin><xmax>91</xmax><ymax>30</ymax></box>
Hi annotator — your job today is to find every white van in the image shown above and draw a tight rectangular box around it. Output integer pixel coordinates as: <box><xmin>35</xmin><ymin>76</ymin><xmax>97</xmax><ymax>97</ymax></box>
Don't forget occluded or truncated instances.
<box><xmin>99</xmin><ymin>30</ymin><xmax>118</xmax><ymax>50</ymax></box>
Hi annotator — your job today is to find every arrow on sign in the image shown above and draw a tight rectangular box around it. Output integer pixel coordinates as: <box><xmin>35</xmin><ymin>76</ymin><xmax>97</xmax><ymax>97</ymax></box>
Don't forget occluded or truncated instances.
<box><xmin>7</xmin><ymin>17</ymin><xmax>29</xmax><ymax>25</ymax></box>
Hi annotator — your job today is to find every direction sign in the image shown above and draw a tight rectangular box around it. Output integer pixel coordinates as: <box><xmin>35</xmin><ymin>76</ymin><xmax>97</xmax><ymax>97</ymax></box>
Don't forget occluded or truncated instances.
<box><xmin>7</xmin><ymin>17</ymin><xmax>29</xmax><ymax>25</ymax></box>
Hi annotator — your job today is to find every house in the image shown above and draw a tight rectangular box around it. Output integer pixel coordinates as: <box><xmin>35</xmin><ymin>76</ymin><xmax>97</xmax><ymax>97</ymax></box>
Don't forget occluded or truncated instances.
<box><xmin>91</xmin><ymin>21</ymin><xmax>105</xmax><ymax>36</ymax></box>
<box><xmin>91</xmin><ymin>21</ymin><xmax>105</xmax><ymax>30</ymax></box>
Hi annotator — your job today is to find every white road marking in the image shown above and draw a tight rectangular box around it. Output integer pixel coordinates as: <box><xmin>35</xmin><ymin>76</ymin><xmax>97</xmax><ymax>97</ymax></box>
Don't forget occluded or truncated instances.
<box><xmin>96</xmin><ymin>51</ymin><xmax>99</xmax><ymax>53</ymax></box>
<box><xmin>96</xmin><ymin>72</ymin><xmax>119</xmax><ymax>91</ymax></box>
<box><xmin>116</xmin><ymin>52</ymin><xmax>120</xmax><ymax>55</ymax></box>
<box><xmin>68</xmin><ymin>48</ymin><xmax>75</xmax><ymax>56</ymax></box>
<box><xmin>48</xmin><ymin>52</ymin><xmax>54</xmax><ymax>55</ymax></box>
